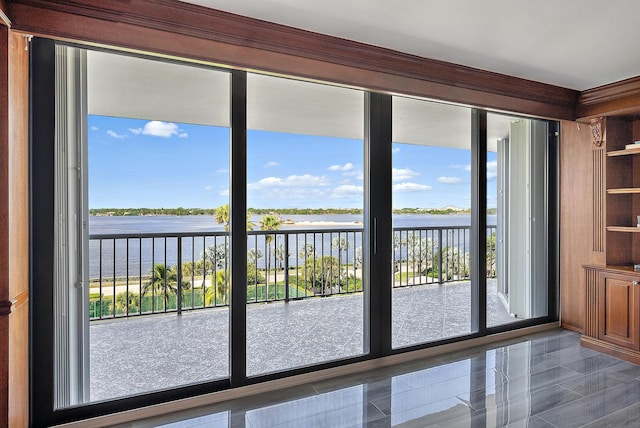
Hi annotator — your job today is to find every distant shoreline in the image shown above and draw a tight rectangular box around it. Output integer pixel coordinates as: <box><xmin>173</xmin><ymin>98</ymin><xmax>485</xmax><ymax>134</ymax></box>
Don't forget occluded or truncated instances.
<box><xmin>90</xmin><ymin>207</ymin><xmax>491</xmax><ymax>217</ymax></box>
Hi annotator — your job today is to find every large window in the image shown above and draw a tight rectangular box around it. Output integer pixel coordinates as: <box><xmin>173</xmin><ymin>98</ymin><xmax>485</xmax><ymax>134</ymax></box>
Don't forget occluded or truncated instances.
<box><xmin>246</xmin><ymin>74</ymin><xmax>365</xmax><ymax>375</ymax></box>
<box><xmin>30</xmin><ymin>40</ymin><xmax>558</xmax><ymax>426</ymax></box>
<box><xmin>51</xmin><ymin>46</ymin><xmax>231</xmax><ymax>406</ymax></box>
<box><xmin>391</xmin><ymin>97</ymin><xmax>474</xmax><ymax>348</ymax></box>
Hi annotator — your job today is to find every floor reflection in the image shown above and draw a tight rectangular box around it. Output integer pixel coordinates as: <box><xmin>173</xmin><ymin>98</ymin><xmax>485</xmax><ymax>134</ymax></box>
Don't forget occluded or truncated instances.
<box><xmin>110</xmin><ymin>329</ymin><xmax>640</xmax><ymax>427</ymax></box>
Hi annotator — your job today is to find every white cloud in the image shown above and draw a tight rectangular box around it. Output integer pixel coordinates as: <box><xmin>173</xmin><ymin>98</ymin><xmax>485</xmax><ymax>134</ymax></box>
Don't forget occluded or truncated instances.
<box><xmin>328</xmin><ymin>162</ymin><xmax>354</xmax><ymax>172</ymax></box>
<box><xmin>264</xmin><ymin>161</ymin><xmax>280</xmax><ymax>168</ymax></box>
<box><xmin>178</xmin><ymin>132</ymin><xmax>189</xmax><ymax>139</ymax></box>
<box><xmin>393</xmin><ymin>182</ymin><xmax>432</xmax><ymax>192</ymax></box>
<box><xmin>461</xmin><ymin>161</ymin><xmax>497</xmax><ymax>179</ymax></box>
<box><xmin>248</xmin><ymin>174</ymin><xmax>329</xmax><ymax>190</ymax></box>
<box><xmin>438</xmin><ymin>176</ymin><xmax>462</xmax><ymax>184</ymax></box>
<box><xmin>392</xmin><ymin>147</ymin><xmax>400</xmax><ymax>153</ymax></box>
<box><xmin>342</xmin><ymin>169</ymin><xmax>362</xmax><ymax>178</ymax></box>
<box><xmin>204</xmin><ymin>185</ymin><xmax>213</xmax><ymax>191</ymax></box>
<box><xmin>487</xmin><ymin>160</ymin><xmax>498</xmax><ymax>180</ymax></box>
<box><xmin>392</xmin><ymin>168</ymin><xmax>420</xmax><ymax>181</ymax></box>
<box><xmin>129</xmin><ymin>128</ymin><xmax>142</xmax><ymax>135</ymax></box>
<box><xmin>107</xmin><ymin>130</ymin><xmax>127</xmax><ymax>140</ymax></box>
<box><xmin>216</xmin><ymin>168</ymin><xmax>229</xmax><ymax>174</ymax></box>
<box><xmin>90</xmin><ymin>126</ymin><xmax>99</xmax><ymax>131</ymax></box>
<box><xmin>219</xmin><ymin>189</ymin><xmax>229</xmax><ymax>196</ymax></box>
<box><xmin>330</xmin><ymin>184</ymin><xmax>363</xmax><ymax>198</ymax></box>
<box><xmin>142</xmin><ymin>121</ymin><xmax>179</xmax><ymax>138</ymax></box>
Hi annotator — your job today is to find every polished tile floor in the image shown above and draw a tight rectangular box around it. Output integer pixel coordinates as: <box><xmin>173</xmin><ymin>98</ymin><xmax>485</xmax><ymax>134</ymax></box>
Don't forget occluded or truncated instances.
<box><xmin>109</xmin><ymin>328</ymin><xmax>640</xmax><ymax>427</ymax></box>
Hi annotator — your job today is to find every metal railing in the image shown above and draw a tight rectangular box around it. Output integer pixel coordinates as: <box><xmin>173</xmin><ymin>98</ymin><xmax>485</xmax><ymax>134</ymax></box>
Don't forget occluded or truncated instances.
<box><xmin>89</xmin><ymin>225</ymin><xmax>497</xmax><ymax>320</ymax></box>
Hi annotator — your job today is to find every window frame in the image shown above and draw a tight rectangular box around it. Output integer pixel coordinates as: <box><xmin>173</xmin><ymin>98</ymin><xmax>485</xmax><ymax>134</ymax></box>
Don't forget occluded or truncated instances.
<box><xmin>29</xmin><ymin>38</ymin><xmax>559</xmax><ymax>427</ymax></box>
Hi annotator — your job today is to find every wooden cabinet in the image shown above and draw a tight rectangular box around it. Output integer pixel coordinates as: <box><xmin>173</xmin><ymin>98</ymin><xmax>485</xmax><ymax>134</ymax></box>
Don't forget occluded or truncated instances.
<box><xmin>582</xmin><ymin>266</ymin><xmax>640</xmax><ymax>363</ymax></box>
<box><xmin>598</xmin><ymin>271</ymin><xmax>640</xmax><ymax>350</ymax></box>
<box><xmin>581</xmin><ymin>115</ymin><xmax>640</xmax><ymax>364</ymax></box>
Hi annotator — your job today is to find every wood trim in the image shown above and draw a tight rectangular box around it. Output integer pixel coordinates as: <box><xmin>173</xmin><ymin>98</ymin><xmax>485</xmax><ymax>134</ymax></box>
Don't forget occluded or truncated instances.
<box><xmin>593</xmin><ymin>147</ymin><xmax>606</xmax><ymax>252</ymax></box>
<box><xmin>8</xmin><ymin>0</ymin><xmax>579</xmax><ymax>120</ymax></box>
<box><xmin>6</xmin><ymin>28</ymin><xmax>29</xmax><ymax>428</ymax></box>
<box><xmin>0</xmin><ymin>300</ymin><xmax>10</xmax><ymax>316</ymax></box>
<box><xmin>581</xmin><ymin>335</ymin><xmax>640</xmax><ymax>365</ymax></box>
<box><xmin>0</xmin><ymin>24</ymin><xmax>9</xmax><ymax>428</ymax></box>
<box><xmin>0</xmin><ymin>0</ymin><xmax>10</xmax><ymax>27</ymax></box>
<box><xmin>0</xmin><ymin>290</ymin><xmax>27</xmax><ymax>316</ymax></box>
<box><xmin>577</xmin><ymin>76</ymin><xmax>640</xmax><ymax>119</ymax></box>
<box><xmin>584</xmin><ymin>266</ymin><xmax>599</xmax><ymax>337</ymax></box>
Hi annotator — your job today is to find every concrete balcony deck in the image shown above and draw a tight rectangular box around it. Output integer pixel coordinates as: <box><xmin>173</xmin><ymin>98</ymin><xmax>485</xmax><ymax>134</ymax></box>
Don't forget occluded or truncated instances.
<box><xmin>90</xmin><ymin>279</ymin><xmax>514</xmax><ymax>402</ymax></box>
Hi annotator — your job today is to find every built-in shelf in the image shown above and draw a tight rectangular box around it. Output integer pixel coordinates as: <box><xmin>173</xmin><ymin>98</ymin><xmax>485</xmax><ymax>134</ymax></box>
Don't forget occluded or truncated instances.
<box><xmin>608</xmin><ymin>147</ymin><xmax>640</xmax><ymax>157</ymax></box>
<box><xmin>607</xmin><ymin>188</ymin><xmax>640</xmax><ymax>194</ymax></box>
<box><xmin>607</xmin><ymin>226</ymin><xmax>640</xmax><ymax>232</ymax></box>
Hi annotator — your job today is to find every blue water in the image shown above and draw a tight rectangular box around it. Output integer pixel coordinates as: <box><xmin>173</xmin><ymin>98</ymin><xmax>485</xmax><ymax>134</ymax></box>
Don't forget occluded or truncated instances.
<box><xmin>88</xmin><ymin>215</ymin><xmax>496</xmax><ymax>279</ymax></box>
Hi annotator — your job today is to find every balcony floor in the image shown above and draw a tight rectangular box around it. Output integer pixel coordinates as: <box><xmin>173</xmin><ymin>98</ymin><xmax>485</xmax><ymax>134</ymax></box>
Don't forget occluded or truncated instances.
<box><xmin>90</xmin><ymin>279</ymin><xmax>514</xmax><ymax>402</ymax></box>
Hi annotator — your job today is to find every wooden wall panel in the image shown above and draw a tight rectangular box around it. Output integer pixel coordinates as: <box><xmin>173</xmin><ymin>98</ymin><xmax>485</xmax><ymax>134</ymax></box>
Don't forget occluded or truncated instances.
<box><xmin>560</xmin><ymin>120</ymin><xmax>594</xmax><ymax>332</ymax></box>
<box><xmin>0</xmin><ymin>24</ymin><xmax>10</xmax><ymax>427</ymax></box>
<box><xmin>7</xmin><ymin>29</ymin><xmax>30</xmax><ymax>428</ymax></box>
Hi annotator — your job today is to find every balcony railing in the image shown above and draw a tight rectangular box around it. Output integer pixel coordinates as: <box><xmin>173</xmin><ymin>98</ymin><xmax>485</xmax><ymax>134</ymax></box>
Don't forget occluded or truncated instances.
<box><xmin>89</xmin><ymin>225</ymin><xmax>497</xmax><ymax>320</ymax></box>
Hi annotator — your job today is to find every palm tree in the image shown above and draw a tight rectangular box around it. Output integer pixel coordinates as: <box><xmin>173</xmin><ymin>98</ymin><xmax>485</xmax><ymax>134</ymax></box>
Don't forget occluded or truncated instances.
<box><xmin>213</xmin><ymin>204</ymin><xmax>230</xmax><ymax>231</ymax></box>
<box><xmin>142</xmin><ymin>263</ymin><xmax>190</xmax><ymax>310</ymax></box>
<box><xmin>259</xmin><ymin>213</ymin><xmax>282</xmax><ymax>298</ymax></box>
<box><xmin>214</xmin><ymin>203</ymin><xmax>256</xmax><ymax>231</ymax></box>
<box><xmin>205</xmin><ymin>270</ymin><xmax>228</xmax><ymax>306</ymax></box>
<box><xmin>331</xmin><ymin>235</ymin><xmax>350</xmax><ymax>287</ymax></box>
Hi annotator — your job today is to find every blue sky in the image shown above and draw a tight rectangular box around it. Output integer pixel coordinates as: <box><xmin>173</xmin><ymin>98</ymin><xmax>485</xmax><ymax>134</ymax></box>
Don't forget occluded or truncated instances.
<box><xmin>89</xmin><ymin>115</ymin><xmax>495</xmax><ymax>209</ymax></box>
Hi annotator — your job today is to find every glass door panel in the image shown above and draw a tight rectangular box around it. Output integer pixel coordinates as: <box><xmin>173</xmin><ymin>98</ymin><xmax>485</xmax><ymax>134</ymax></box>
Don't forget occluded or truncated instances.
<box><xmin>391</xmin><ymin>97</ymin><xmax>473</xmax><ymax>348</ymax></box>
<box><xmin>487</xmin><ymin>113</ymin><xmax>549</xmax><ymax>327</ymax></box>
<box><xmin>246</xmin><ymin>73</ymin><xmax>365</xmax><ymax>375</ymax></box>
<box><xmin>54</xmin><ymin>46</ymin><xmax>231</xmax><ymax>406</ymax></box>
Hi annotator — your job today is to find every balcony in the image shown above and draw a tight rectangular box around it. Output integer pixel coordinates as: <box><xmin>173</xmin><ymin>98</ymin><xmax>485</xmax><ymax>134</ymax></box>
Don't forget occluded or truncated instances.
<box><xmin>88</xmin><ymin>225</ymin><xmax>511</xmax><ymax>401</ymax></box>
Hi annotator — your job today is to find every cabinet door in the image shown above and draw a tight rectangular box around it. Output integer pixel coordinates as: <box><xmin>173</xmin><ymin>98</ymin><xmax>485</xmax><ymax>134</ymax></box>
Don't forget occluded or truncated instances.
<box><xmin>598</xmin><ymin>272</ymin><xmax>640</xmax><ymax>350</ymax></box>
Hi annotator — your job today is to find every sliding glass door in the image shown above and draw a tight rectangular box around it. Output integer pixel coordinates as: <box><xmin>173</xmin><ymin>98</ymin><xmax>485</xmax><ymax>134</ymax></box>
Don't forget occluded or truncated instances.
<box><xmin>52</xmin><ymin>46</ymin><xmax>232</xmax><ymax>406</ymax></box>
<box><xmin>391</xmin><ymin>97</ymin><xmax>474</xmax><ymax>348</ymax></box>
<box><xmin>30</xmin><ymin>39</ymin><xmax>557</xmax><ymax>426</ymax></box>
<box><xmin>246</xmin><ymin>73</ymin><xmax>366</xmax><ymax>375</ymax></box>
<box><xmin>487</xmin><ymin>113</ymin><xmax>550</xmax><ymax>327</ymax></box>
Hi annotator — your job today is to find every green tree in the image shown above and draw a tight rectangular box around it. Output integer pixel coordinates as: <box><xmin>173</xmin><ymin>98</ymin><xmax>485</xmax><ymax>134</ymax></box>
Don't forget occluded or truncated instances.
<box><xmin>213</xmin><ymin>204</ymin><xmax>230</xmax><ymax>231</ymax></box>
<box><xmin>115</xmin><ymin>291</ymin><xmax>140</xmax><ymax>315</ymax></box>
<box><xmin>205</xmin><ymin>270</ymin><xmax>228</xmax><ymax>306</ymax></box>
<box><xmin>405</xmin><ymin>234</ymin><xmax>434</xmax><ymax>275</ymax></box>
<box><xmin>259</xmin><ymin>213</ymin><xmax>282</xmax><ymax>295</ymax></box>
<box><xmin>142</xmin><ymin>263</ymin><xmax>190</xmax><ymax>302</ymax></box>
<box><xmin>304</xmin><ymin>255</ymin><xmax>342</xmax><ymax>295</ymax></box>
<box><xmin>487</xmin><ymin>232</ymin><xmax>497</xmax><ymax>277</ymax></box>
<box><xmin>213</xmin><ymin>204</ymin><xmax>256</xmax><ymax>231</ymax></box>
<box><xmin>298</xmin><ymin>243</ymin><xmax>315</xmax><ymax>260</ymax></box>
<box><xmin>434</xmin><ymin>247</ymin><xmax>470</xmax><ymax>281</ymax></box>
<box><xmin>331</xmin><ymin>235</ymin><xmax>350</xmax><ymax>283</ymax></box>
<box><xmin>275</xmin><ymin>242</ymin><xmax>289</xmax><ymax>270</ymax></box>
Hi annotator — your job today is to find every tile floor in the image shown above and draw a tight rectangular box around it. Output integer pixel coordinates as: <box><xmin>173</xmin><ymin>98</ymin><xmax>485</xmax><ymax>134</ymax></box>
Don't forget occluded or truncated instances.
<box><xmin>109</xmin><ymin>328</ymin><xmax>640</xmax><ymax>427</ymax></box>
<box><xmin>91</xmin><ymin>279</ymin><xmax>515</xmax><ymax>401</ymax></box>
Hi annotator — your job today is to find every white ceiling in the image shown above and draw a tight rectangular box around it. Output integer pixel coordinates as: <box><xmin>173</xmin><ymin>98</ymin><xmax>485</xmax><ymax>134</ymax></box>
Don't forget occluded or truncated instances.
<box><xmin>87</xmin><ymin>50</ymin><xmax>512</xmax><ymax>151</ymax></box>
<box><xmin>180</xmin><ymin>0</ymin><xmax>640</xmax><ymax>91</ymax></box>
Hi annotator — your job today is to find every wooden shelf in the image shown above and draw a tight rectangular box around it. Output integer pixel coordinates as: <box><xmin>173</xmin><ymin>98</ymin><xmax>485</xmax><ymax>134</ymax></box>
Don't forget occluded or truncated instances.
<box><xmin>608</xmin><ymin>147</ymin><xmax>640</xmax><ymax>157</ymax></box>
<box><xmin>607</xmin><ymin>188</ymin><xmax>640</xmax><ymax>194</ymax></box>
<box><xmin>607</xmin><ymin>226</ymin><xmax>640</xmax><ymax>232</ymax></box>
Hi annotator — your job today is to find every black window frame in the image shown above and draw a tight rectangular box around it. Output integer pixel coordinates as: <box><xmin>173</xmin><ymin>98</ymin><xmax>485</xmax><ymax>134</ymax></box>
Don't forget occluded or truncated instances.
<box><xmin>29</xmin><ymin>38</ymin><xmax>559</xmax><ymax>427</ymax></box>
